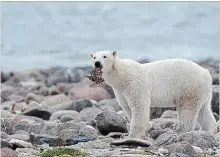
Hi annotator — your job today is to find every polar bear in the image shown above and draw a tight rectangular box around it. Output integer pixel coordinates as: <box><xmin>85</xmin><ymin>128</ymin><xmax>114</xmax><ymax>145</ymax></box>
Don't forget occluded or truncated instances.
<box><xmin>89</xmin><ymin>50</ymin><xmax>217</xmax><ymax>139</ymax></box>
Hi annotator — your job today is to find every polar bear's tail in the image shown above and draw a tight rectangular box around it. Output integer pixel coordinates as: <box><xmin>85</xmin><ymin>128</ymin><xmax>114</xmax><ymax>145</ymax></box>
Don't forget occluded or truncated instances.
<box><xmin>197</xmin><ymin>70</ymin><xmax>217</xmax><ymax>134</ymax></box>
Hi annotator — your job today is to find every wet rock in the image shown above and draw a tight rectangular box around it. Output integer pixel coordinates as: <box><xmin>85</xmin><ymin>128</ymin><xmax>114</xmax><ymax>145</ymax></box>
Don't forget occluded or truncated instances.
<box><xmin>110</xmin><ymin>138</ymin><xmax>151</xmax><ymax>147</ymax></box>
<box><xmin>73</xmin><ymin>99</ymin><xmax>93</xmax><ymax>112</ymax></box>
<box><xmin>1</xmin><ymin>148</ymin><xmax>18</xmax><ymax>157</ymax></box>
<box><xmin>22</xmin><ymin>102</ymin><xmax>51</xmax><ymax>120</ymax></box>
<box><xmin>212</xmin><ymin>85</ymin><xmax>219</xmax><ymax>115</ymax></box>
<box><xmin>41</xmin><ymin>94</ymin><xmax>70</xmax><ymax>107</ymax></box>
<box><xmin>80</xmin><ymin>107</ymin><xmax>102</xmax><ymax>122</ymax></box>
<box><xmin>29</xmin><ymin>133</ymin><xmax>63</xmax><ymax>146</ymax></box>
<box><xmin>167</xmin><ymin>141</ymin><xmax>197</xmax><ymax>157</ymax></box>
<box><xmin>97</xmin><ymin>98</ymin><xmax>122</xmax><ymax>112</ymax></box>
<box><xmin>25</xmin><ymin>93</ymin><xmax>42</xmax><ymax>104</ymax></box>
<box><xmin>50</xmin><ymin>110</ymin><xmax>80</xmax><ymax>122</ymax></box>
<box><xmin>177</xmin><ymin>130</ymin><xmax>218</xmax><ymax>149</ymax></box>
<box><xmin>9</xmin><ymin>139</ymin><xmax>32</xmax><ymax>148</ymax></box>
<box><xmin>94</xmin><ymin>111</ymin><xmax>128</xmax><ymax>135</ymax></box>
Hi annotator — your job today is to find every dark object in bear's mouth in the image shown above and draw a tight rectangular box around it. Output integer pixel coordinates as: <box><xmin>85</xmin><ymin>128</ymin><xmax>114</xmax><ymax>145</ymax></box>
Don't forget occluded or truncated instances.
<box><xmin>86</xmin><ymin>68</ymin><xmax>105</xmax><ymax>84</ymax></box>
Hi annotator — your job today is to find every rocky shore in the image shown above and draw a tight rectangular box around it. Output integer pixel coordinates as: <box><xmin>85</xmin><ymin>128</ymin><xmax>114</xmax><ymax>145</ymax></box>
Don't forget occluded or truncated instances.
<box><xmin>1</xmin><ymin>58</ymin><xmax>219</xmax><ymax>157</ymax></box>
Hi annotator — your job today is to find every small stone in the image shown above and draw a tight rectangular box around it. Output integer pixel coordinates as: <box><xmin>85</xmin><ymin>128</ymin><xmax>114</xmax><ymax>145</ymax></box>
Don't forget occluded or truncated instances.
<box><xmin>94</xmin><ymin>111</ymin><xmax>128</xmax><ymax>135</ymax></box>
<box><xmin>60</xmin><ymin>115</ymin><xmax>74</xmax><ymax>122</ymax></box>
<box><xmin>50</xmin><ymin>110</ymin><xmax>80</xmax><ymax>122</ymax></box>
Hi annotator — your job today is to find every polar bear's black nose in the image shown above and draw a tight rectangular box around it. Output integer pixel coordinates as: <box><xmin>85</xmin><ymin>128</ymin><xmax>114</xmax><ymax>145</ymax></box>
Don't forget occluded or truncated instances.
<box><xmin>95</xmin><ymin>61</ymin><xmax>102</xmax><ymax>68</ymax></box>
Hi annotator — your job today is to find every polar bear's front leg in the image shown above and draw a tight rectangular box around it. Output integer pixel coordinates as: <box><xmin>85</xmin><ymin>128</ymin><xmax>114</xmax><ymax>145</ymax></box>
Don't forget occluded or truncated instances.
<box><xmin>113</xmin><ymin>88</ymin><xmax>131</xmax><ymax>122</ymax></box>
<box><xmin>125</xmin><ymin>89</ymin><xmax>151</xmax><ymax>139</ymax></box>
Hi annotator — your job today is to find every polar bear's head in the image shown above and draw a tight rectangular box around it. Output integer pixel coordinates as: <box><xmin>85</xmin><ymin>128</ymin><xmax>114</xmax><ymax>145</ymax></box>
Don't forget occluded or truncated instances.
<box><xmin>89</xmin><ymin>50</ymin><xmax>117</xmax><ymax>72</ymax></box>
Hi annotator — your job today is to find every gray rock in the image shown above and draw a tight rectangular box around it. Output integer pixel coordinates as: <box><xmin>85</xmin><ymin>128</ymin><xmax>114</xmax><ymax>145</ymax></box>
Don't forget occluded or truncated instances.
<box><xmin>40</xmin><ymin>121</ymin><xmax>57</xmax><ymax>135</ymax></box>
<box><xmin>161</xmin><ymin>110</ymin><xmax>178</xmax><ymax>119</ymax></box>
<box><xmin>41</xmin><ymin>94</ymin><xmax>70</xmax><ymax>107</ymax></box>
<box><xmin>9</xmin><ymin>139</ymin><xmax>32</xmax><ymax>148</ymax></box>
<box><xmin>13</xmin><ymin>123</ymin><xmax>31</xmax><ymax>134</ymax></box>
<box><xmin>1</xmin><ymin>132</ymin><xmax>8</xmax><ymax>139</ymax></box>
<box><xmin>110</xmin><ymin>138</ymin><xmax>151</xmax><ymax>147</ymax></box>
<box><xmin>48</xmin><ymin>85</ymin><xmax>60</xmax><ymax>95</ymax></box>
<box><xmin>177</xmin><ymin>130</ymin><xmax>218</xmax><ymax>149</ymax></box>
<box><xmin>1</xmin><ymin>139</ymin><xmax>13</xmax><ymax>148</ymax></box>
<box><xmin>60</xmin><ymin>115</ymin><xmax>74</xmax><ymax>122</ymax></box>
<box><xmin>25</xmin><ymin>93</ymin><xmax>42</xmax><ymax>104</ymax></box>
<box><xmin>97</xmin><ymin>98</ymin><xmax>122</xmax><ymax>112</ymax></box>
<box><xmin>8</xmin><ymin>94</ymin><xmax>25</xmax><ymax>103</ymax></box>
<box><xmin>151</xmin><ymin>118</ymin><xmax>177</xmax><ymax>129</ymax></box>
<box><xmin>150</xmin><ymin>107</ymin><xmax>176</xmax><ymax>119</ymax></box>
<box><xmin>22</xmin><ymin>101</ymin><xmax>51</xmax><ymax>120</ymax></box>
<box><xmin>1</xmin><ymin>148</ymin><xmax>18</xmax><ymax>157</ymax></box>
<box><xmin>39</xmin><ymin>86</ymin><xmax>49</xmax><ymax>96</ymax></box>
<box><xmin>149</xmin><ymin>128</ymin><xmax>173</xmax><ymax>140</ymax></box>
<box><xmin>16</xmin><ymin>148</ymin><xmax>40</xmax><ymax>157</ymax></box>
<box><xmin>50</xmin><ymin>100</ymin><xmax>75</xmax><ymax>112</ymax></box>
<box><xmin>29</xmin><ymin>133</ymin><xmax>63</xmax><ymax>146</ymax></box>
<box><xmin>73</xmin><ymin>99</ymin><xmax>93</xmax><ymax>112</ymax></box>
<box><xmin>50</xmin><ymin>110</ymin><xmax>80</xmax><ymax>122</ymax></box>
<box><xmin>169</xmin><ymin>153</ymin><xmax>191</xmax><ymax>157</ymax></box>
<box><xmin>153</xmin><ymin>130</ymin><xmax>177</xmax><ymax>146</ymax></box>
<box><xmin>80</xmin><ymin>107</ymin><xmax>102</xmax><ymax>122</ymax></box>
<box><xmin>167</xmin><ymin>141</ymin><xmax>197</xmax><ymax>157</ymax></box>
<box><xmin>8</xmin><ymin>133</ymin><xmax>30</xmax><ymax>142</ymax></box>
<box><xmin>212</xmin><ymin>85</ymin><xmax>219</xmax><ymax>115</ymax></box>
<box><xmin>94</xmin><ymin>111</ymin><xmax>128</xmax><ymax>135</ymax></box>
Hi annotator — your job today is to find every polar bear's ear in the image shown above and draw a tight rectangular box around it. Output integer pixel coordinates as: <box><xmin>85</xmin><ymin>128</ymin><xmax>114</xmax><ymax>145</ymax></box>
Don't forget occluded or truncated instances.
<box><xmin>112</xmin><ymin>50</ymin><xmax>117</xmax><ymax>57</ymax></box>
<box><xmin>89</xmin><ymin>53</ymin><xmax>94</xmax><ymax>58</ymax></box>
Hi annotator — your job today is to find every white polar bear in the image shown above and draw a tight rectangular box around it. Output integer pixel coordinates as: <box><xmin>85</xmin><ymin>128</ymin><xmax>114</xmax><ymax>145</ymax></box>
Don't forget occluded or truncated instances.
<box><xmin>89</xmin><ymin>50</ymin><xmax>217</xmax><ymax>139</ymax></box>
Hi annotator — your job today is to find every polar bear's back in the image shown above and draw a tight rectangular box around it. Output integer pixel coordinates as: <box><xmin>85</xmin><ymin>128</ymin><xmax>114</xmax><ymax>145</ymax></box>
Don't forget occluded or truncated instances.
<box><xmin>144</xmin><ymin>59</ymin><xmax>212</xmax><ymax>107</ymax></box>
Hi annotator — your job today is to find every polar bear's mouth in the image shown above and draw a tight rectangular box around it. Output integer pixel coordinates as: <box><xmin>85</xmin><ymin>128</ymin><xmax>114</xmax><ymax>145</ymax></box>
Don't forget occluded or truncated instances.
<box><xmin>86</xmin><ymin>68</ymin><xmax>105</xmax><ymax>84</ymax></box>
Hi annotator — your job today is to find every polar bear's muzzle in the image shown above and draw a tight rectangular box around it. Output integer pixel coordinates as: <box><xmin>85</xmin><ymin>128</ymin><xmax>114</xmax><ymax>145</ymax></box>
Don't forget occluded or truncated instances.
<box><xmin>95</xmin><ymin>61</ymin><xmax>102</xmax><ymax>69</ymax></box>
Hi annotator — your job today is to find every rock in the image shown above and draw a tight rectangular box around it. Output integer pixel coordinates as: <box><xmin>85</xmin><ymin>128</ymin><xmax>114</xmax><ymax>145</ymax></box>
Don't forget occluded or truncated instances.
<box><xmin>8</xmin><ymin>94</ymin><xmax>25</xmax><ymax>103</ymax></box>
<box><xmin>48</xmin><ymin>85</ymin><xmax>60</xmax><ymax>95</ymax></box>
<box><xmin>22</xmin><ymin>102</ymin><xmax>51</xmax><ymax>120</ymax></box>
<box><xmin>41</xmin><ymin>94</ymin><xmax>70</xmax><ymax>107</ymax></box>
<box><xmin>151</xmin><ymin>118</ymin><xmax>177</xmax><ymax>129</ymax></box>
<box><xmin>25</xmin><ymin>93</ymin><xmax>42</xmax><ymax>104</ymax></box>
<box><xmin>94</xmin><ymin>111</ymin><xmax>128</xmax><ymax>135</ymax></box>
<box><xmin>73</xmin><ymin>99</ymin><xmax>93</xmax><ymax>112</ymax></box>
<box><xmin>192</xmin><ymin>146</ymin><xmax>203</xmax><ymax>155</ymax></box>
<box><xmin>149</xmin><ymin>128</ymin><xmax>173</xmax><ymax>140</ymax></box>
<box><xmin>110</xmin><ymin>138</ymin><xmax>151</xmax><ymax>147</ymax></box>
<box><xmin>40</xmin><ymin>121</ymin><xmax>57</xmax><ymax>135</ymax></box>
<box><xmin>169</xmin><ymin>153</ymin><xmax>191</xmax><ymax>157</ymax></box>
<box><xmin>29</xmin><ymin>133</ymin><xmax>63</xmax><ymax>146</ymax></box>
<box><xmin>68</xmin><ymin>84</ymin><xmax>112</xmax><ymax>101</ymax></box>
<box><xmin>167</xmin><ymin>141</ymin><xmax>197</xmax><ymax>157</ymax></box>
<box><xmin>50</xmin><ymin>100</ymin><xmax>75</xmax><ymax>112</ymax></box>
<box><xmin>153</xmin><ymin>130</ymin><xmax>177</xmax><ymax>146</ymax></box>
<box><xmin>39</xmin><ymin>86</ymin><xmax>49</xmax><ymax>96</ymax></box>
<box><xmin>1</xmin><ymin>148</ymin><xmax>18</xmax><ymax>157</ymax></box>
<box><xmin>65</xmin><ymin>134</ymin><xmax>96</xmax><ymax>146</ymax></box>
<box><xmin>50</xmin><ymin>110</ymin><xmax>80</xmax><ymax>122</ymax></box>
<box><xmin>1</xmin><ymin>139</ymin><xmax>13</xmax><ymax>148</ymax></box>
<box><xmin>159</xmin><ymin>147</ymin><xmax>169</xmax><ymax>155</ymax></box>
<box><xmin>19</xmin><ymin>79</ymin><xmax>43</xmax><ymax>90</ymax></box>
<box><xmin>80</xmin><ymin>107</ymin><xmax>102</xmax><ymax>122</ymax></box>
<box><xmin>16</xmin><ymin>148</ymin><xmax>40</xmax><ymax>157</ymax></box>
<box><xmin>1</xmin><ymin>71</ymin><xmax>13</xmax><ymax>83</ymax></box>
<box><xmin>161</xmin><ymin>110</ymin><xmax>178</xmax><ymax>119</ymax></box>
<box><xmin>150</xmin><ymin>107</ymin><xmax>176</xmax><ymax>119</ymax></box>
<box><xmin>212</xmin><ymin>85</ymin><xmax>219</xmax><ymax>115</ymax></box>
<box><xmin>8</xmin><ymin>133</ymin><xmax>30</xmax><ymax>142</ymax></box>
<box><xmin>13</xmin><ymin>123</ymin><xmax>31</xmax><ymax>134</ymax></box>
<box><xmin>97</xmin><ymin>98</ymin><xmax>122</xmax><ymax>112</ymax></box>
<box><xmin>60</xmin><ymin>115</ymin><xmax>75</xmax><ymax>122</ymax></box>
<box><xmin>177</xmin><ymin>130</ymin><xmax>218</xmax><ymax>149</ymax></box>
<box><xmin>9</xmin><ymin>139</ymin><xmax>32</xmax><ymax>148</ymax></box>
<box><xmin>45</xmin><ymin>68</ymin><xmax>68</xmax><ymax>86</ymax></box>
<box><xmin>1</xmin><ymin>132</ymin><xmax>8</xmax><ymax>139</ymax></box>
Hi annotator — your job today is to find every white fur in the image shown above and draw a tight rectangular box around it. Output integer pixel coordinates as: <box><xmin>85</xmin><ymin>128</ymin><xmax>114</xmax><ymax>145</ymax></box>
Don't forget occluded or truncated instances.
<box><xmin>89</xmin><ymin>50</ymin><xmax>217</xmax><ymax>139</ymax></box>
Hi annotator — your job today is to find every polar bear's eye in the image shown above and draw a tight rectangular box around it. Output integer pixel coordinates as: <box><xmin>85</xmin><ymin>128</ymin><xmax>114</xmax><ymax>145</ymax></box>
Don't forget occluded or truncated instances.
<box><xmin>93</xmin><ymin>57</ymin><xmax>96</xmax><ymax>59</ymax></box>
<box><xmin>103</xmin><ymin>56</ymin><xmax>107</xmax><ymax>58</ymax></box>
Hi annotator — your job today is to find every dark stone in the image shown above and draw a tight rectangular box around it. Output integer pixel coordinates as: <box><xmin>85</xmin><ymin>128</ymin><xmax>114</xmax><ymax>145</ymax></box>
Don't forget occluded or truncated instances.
<box><xmin>94</xmin><ymin>111</ymin><xmax>128</xmax><ymax>135</ymax></box>
<box><xmin>110</xmin><ymin>138</ymin><xmax>151</xmax><ymax>147</ymax></box>
<box><xmin>73</xmin><ymin>99</ymin><xmax>93</xmax><ymax>112</ymax></box>
<box><xmin>23</xmin><ymin>106</ymin><xmax>51</xmax><ymax>120</ymax></box>
<box><xmin>65</xmin><ymin>135</ymin><xmax>96</xmax><ymax>146</ymax></box>
<box><xmin>1</xmin><ymin>139</ymin><xmax>13</xmax><ymax>148</ymax></box>
<box><xmin>30</xmin><ymin>133</ymin><xmax>63</xmax><ymax>146</ymax></box>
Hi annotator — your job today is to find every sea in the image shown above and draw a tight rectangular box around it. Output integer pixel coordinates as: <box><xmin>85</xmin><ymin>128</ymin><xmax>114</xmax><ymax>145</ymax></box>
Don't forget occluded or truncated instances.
<box><xmin>1</xmin><ymin>2</ymin><xmax>220</xmax><ymax>71</ymax></box>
